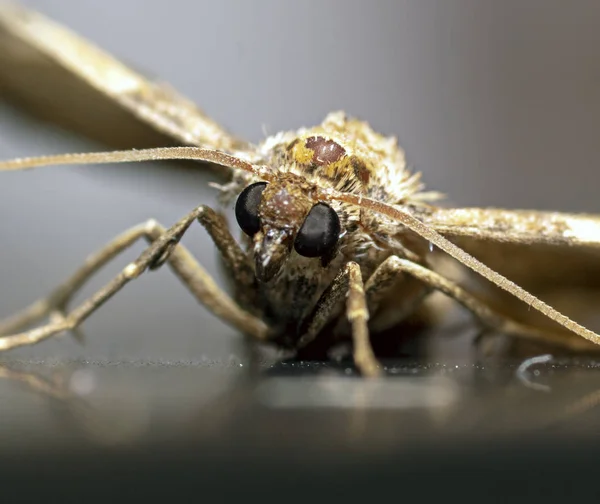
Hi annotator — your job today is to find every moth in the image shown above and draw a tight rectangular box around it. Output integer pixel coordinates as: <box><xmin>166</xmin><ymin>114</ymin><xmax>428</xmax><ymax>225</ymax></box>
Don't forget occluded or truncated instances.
<box><xmin>1</xmin><ymin>3</ymin><xmax>600</xmax><ymax>377</ymax></box>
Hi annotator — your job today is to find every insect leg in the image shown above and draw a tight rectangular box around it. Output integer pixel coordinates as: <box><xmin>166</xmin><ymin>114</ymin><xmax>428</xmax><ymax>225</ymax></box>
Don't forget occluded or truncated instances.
<box><xmin>363</xmin><ymin>256</ymin><xmax>431</xmax><ymax>332</ymax></box>
<box><xmin>368</xmin><ymin>256</ymin><xmax>596</xmax><ymax>352</ymax></box>
<box><xmin>0</xmin><ymin>221</ymin><xmax>157</xmax><ymax>336</ymax></box>
<box><xmin>0</xmin><ymin>206</ymin><xmax>269</xmax><ymax>352</ymax></box>
<box><xmin>196</xmin><ymin>207</ymin><xmax>257</xmax><ymax>309</ymax></box>
<box><xmin>300</xmin><ymin>262</ymin><xmax>381</xmax><ymax>377</ymax></box>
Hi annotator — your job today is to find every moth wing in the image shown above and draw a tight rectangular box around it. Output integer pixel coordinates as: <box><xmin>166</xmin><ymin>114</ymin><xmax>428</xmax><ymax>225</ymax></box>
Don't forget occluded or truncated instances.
<box><xmin>423</xmin><ymin>207</ymin><xmax>600</xmax><ymax>330</ymax></box>
<box><xmin>0</xmin><ymin>3</ymin><xmax>252</xmax><ymax>170</ymax></box>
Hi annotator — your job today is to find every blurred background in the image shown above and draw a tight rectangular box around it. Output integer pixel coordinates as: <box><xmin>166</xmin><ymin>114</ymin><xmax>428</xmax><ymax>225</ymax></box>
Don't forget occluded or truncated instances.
<box><xmin>1</xmin><ymin>1</ymin><xmax>600</xmax><ymax>499</ymax></box>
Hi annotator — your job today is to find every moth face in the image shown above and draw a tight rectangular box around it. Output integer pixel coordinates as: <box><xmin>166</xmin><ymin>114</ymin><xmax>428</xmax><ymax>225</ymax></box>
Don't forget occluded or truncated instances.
<box><xmin>235</xmin><ymin>180</ymin><xmax>341</xmax><ymax>283</ymax></box>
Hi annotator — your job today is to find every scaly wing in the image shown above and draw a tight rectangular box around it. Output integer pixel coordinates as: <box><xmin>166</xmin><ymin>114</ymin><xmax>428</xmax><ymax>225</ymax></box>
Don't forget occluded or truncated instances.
<box><xmin>0</xmin><ymin>3</ymin><xmax>253</xmax><ymax>167</ymax></box>
<box><xmin>425</xmin><ymin>207</ymin><xmax>600</xmax><ymax>286</ymax></box>
<box><xmin>423</xmin><ymin>207</ymin><xmax>600</xmax><ymax>330</ymax></box>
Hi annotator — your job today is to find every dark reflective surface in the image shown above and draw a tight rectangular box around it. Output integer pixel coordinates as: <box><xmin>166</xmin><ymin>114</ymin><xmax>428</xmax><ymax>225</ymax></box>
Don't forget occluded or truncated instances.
<box><xmin>2</xmin><ymin>344</ymin><xmax>600</xmax><ymax>501</ymax></box>
<box><xmin>4</xmin><ymin>350</ymin><xmax>600</xmax><ymax>451</ymax></box>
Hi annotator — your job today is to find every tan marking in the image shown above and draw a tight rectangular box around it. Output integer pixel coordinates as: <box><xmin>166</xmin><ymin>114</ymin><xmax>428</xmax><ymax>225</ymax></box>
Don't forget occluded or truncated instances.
<box><xmin>123</xmin><ymin>263</ymin><xmax>141</xmax><ymax>279</ymax></box>
<box><xmin>290</xmin><ymin>139</ymin><xmax>315</xmax><ymax>165</ymax></box>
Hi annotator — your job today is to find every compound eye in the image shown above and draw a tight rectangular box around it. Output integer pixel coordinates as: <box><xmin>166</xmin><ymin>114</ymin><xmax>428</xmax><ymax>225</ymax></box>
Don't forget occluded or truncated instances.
<box><xmin>294</xmin><ymin>203</ymin><xmax>341</xmax><ymax>258</ymax></box>
<box><xmin>235</xmin><ymin>182</ymin><xmax>267</xmax><ymax>236</ymax></box>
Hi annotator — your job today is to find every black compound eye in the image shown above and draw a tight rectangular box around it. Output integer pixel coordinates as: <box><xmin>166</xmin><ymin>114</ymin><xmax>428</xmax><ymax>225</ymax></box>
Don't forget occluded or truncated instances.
<box><xmin>235</xmin><ymin>182</ymin><xmax>267</xmax><ymax>236</ymax></box>
<box><xmin>294</xmin><ymin>203</ymin><xmax>341</xmax><ymax>258</ymax></box>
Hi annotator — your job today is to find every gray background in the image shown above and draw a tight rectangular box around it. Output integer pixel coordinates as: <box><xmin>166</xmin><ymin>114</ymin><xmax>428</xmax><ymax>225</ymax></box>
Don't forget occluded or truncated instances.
<box><xmin>1</xmin><ymin>0</ymin><xmax>600</xmax><ymax>362</ymax></box>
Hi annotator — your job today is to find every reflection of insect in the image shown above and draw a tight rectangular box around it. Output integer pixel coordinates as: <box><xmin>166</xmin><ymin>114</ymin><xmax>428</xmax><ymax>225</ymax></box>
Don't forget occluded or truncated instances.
<box><xmin>2</xmin><ymin>3</ymin><xmax>600</xmax><ymax>377</ymax></box>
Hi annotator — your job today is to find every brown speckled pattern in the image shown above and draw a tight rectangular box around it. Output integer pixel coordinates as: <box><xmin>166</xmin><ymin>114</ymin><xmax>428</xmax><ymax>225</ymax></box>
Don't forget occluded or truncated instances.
<box><xmin>218</xmin><ymin>112</ymin><xmax>435</xmax><ymax>340</ymax></box>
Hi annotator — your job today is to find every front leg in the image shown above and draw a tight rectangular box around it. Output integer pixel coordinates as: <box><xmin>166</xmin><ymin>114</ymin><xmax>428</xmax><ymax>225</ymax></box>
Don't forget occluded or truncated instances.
<box><xmin>196</xmin><ymin>207</ymin><xmax>257</xmax><ymax>311</ymax></box>
<box><xmin>299</xmin><ymin>262</ymin><xmax>381</xmax><ymax>377</ymax></box>
<box><xmin>365</xmin><ymin>256</ymin><xmax>596</xmax><ymax>352</ymax></box>
<box><xmin>0</xmin><ymin>206</ymin><xmax>269</xmax><ymax>351</ymax></box>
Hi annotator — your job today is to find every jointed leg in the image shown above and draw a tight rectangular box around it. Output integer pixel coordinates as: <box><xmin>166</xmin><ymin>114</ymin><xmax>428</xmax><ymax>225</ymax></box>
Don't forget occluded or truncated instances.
<box><xmin>364</xmin><ymin>256</ymin><xmax>432</xmax><ymax>332</ymax></box>
<box><xmin>367</xmin><ymin>256</ymin><xmax>597</xmax><ymax>352</ymax></box>
<box><xmin>300</xmin><ymin>262</ymin><xmax>381</xmax><ymax>377</ymax></box>
<box><xmin>0</xmin><ymin>221</ymin><xmax>157</xmax><ymax>336</ymax></box>
<box><xmin>0</xmin><ymin>206</ymin><xmax>269</xmax><ymax>351</ymax></box>
<box><xmin>196</xmin><ymin>208</ymin><xmax>257</xmax><ymax>309</ymax></box>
